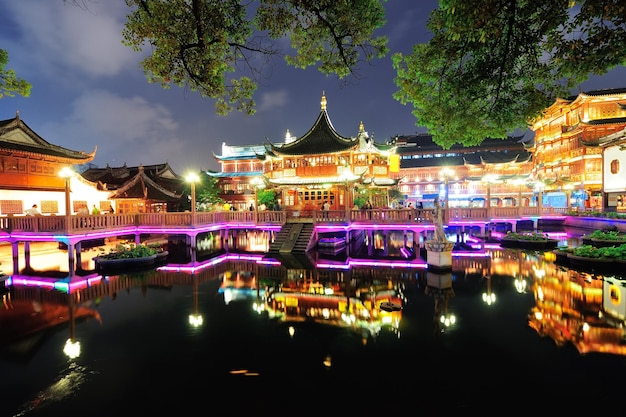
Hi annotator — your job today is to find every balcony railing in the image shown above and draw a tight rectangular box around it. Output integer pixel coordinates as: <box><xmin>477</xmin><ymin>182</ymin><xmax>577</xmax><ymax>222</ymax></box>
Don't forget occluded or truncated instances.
<box><xmin>0</xmin><ymin>206</ymin><xmax>569</xmax><ymax>238</ymax></box>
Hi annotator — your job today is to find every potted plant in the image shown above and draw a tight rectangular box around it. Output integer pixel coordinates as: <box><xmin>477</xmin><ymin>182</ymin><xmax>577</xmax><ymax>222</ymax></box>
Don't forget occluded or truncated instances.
<box><xmin>583</xmin><ymin>229</ymin><xmax>626</xmax><ymax>248</ymax></box>
<box><xmin>500</xmin><ymin>231</ymin><xmax>559</xmax><ymax>250</ymax></box>
<box><xmin>93</xmin><ymin>243</ymin><xmax>167</xmax><ymax>271</ymax></box>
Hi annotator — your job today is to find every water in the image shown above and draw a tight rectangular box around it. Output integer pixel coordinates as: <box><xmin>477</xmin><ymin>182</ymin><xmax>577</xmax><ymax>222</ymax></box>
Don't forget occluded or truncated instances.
<box><xmin>2</xmin><ymin>228</ymin><xmax>626</xmax><ymax>415</ymax></box>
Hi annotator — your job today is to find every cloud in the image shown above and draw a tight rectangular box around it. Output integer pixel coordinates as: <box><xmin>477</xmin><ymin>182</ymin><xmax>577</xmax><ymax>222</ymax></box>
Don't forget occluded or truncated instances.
<box><xmin>257</xmin><ymin>90</ymin><xmax>289</xmax><ymax>112</ymax></box>
<box><xmin>42</xmin><ymin>89</ymin><xmax>178</xmax><ymax>162</ymax></box>
<box><xmin>3</xmin><ymin>2</ymin><xmax>136</xmax><ymax>78</ymax></box>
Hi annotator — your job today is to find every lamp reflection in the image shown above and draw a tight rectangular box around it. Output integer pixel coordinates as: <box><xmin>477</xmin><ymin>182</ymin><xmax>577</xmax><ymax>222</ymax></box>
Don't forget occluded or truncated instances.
<box><xmin>188</xmin><ymin>276</ymin><xmax>203</xmax><ymax>328</ymax></box>
<box><xmin>63</xmin><ymin>292</ymin><xmax>81</xmax><ymax>360</ymax></box>
<box><xmin>482</xmin><ymin>275</ymin><xmax>496</xmax><ymax>305</ymax></box>
<box><xmin>425</xmin><ymin>271</ymin><xmax>456</xmax><ymax>335</ymax></box>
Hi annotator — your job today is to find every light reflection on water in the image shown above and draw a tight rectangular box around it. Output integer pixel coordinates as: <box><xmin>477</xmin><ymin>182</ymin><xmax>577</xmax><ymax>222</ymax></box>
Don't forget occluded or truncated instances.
<box><xmin>12</xmin><ymin>363</ymin><xmax>96</xmax><ymax>417</ymax></box>
<box><xmin>2</xmin><ymin>227</ymin><xmax>626</xmax><ymax>414</ymax></box>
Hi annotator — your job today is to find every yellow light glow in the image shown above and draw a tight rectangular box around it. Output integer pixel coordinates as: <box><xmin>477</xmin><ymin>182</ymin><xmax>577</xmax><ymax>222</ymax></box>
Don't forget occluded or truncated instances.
<box><xmin>63</xmin><ymin>338</ymin><xmax>81</xmax><ymax>359</ymax></box>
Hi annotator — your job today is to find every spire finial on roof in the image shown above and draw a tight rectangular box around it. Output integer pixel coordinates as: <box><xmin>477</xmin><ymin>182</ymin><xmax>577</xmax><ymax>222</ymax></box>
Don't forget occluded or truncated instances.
<box><xmin>16</xmin><ymin>110</ymin><xmax>19</xmax><ymax>120</ymax></box>
<box><xmin>321</xmin><ymin>91</ymin><xmax>327</xmax><ymax>111</ymax></box>
<box><xmin>359</xmin><ymin>121</ymin><xmax>364</xmax><ymax>132</ymax></box>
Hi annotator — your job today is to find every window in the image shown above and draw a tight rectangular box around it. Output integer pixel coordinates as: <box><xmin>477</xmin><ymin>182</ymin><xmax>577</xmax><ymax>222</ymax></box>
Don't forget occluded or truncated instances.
<box><xmin>73</xmin><ymin>200</ymin><xmax>88</xmax><ymax>213</ymax></box>
<box><xmin>0</xmin><ymin>200</ymin><xmax>23</xmax><ymax>215</ymax></box>
<box><xmin>41</xmin><ymin>200</ymin><xmax>59</xmax><ymax>214</ymax></box>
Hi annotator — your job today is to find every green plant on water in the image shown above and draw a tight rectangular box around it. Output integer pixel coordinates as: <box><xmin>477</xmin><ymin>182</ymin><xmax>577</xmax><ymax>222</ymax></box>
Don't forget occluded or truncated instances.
<box><xmin>587</xmin><ymin>230</ymin><xmax>626</xmax><ymax>241</ymax></box>
<box><xmin>570</xmin><ymin>243</ymin><xmax>626</xmax><ymax>260</ymax></box>
<box><xmin>98</xmin><ymin>243</ymin><xmax>160</xmax><ymax>260</ymax></box>
<box><xmin>503</xmin><ymin>231</ymin><xmax>550</xmax><ymax>241</ymax></box>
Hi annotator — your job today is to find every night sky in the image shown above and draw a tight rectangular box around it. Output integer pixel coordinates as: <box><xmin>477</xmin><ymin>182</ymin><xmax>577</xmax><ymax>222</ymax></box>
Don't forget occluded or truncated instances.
<box><xmin>1</xmin><ymin>1</ymin><xmax>624</xmax><ymax>174</ymax></box>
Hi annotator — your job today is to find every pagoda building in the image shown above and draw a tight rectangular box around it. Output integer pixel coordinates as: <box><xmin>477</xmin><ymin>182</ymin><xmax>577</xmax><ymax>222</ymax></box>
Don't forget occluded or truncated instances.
<box><xmin>212</xmin><ymin>93</ymin><xmax>398</xmax><ymax>212</ymax></box>
<box><xmin>81</xmin><ymin>163</ymin><xmax>184</xmax><ymax>213</ymax></box>
<box><xmin>529</xmin><ymin>88</ymin><xmax>626</xmax><ymax>211</ymax></box>
<box><xmin>0</xmin><ymin>112</ymin><xmax>106</xmax><ymax>216</ymax></box>
<box><xmin>392</xmin><ymin>134</ymin><xmax>533</xmax><ymax>208</ymax></box>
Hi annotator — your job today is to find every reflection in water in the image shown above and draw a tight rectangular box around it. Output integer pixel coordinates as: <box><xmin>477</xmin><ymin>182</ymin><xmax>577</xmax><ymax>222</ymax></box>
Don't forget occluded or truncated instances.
<box><xmin>5</xmin><ymin>230</ymin><xmax>626</xmax><ymax>413</ymax></box>
<box><xmin>425</xmin><ymin>271</ymin><xmax>456</xmax><ymax>335</ymax></box>
<box><xmin>14</xmin><ymin>363</ymin><xmax>95</xmax><ymax>417</ymax></box>
<box><xmin>7</xmin><ymin>238</ymin><xmax>626</xmax><ymax>358</ymax></box>
<box><xmin>528</xmin><ymin>263</ymin><xmax>626</xmax><ymax>355</ymax></box>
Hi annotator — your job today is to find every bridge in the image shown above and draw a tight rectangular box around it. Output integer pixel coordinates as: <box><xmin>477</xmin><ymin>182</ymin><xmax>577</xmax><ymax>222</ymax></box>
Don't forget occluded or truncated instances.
<box><xmin>0</xmin><ymin>206</ymin><xmax>569</xmax><ymax>276</ymax></box>
<box><xmin>0</xmin><ymin>206</ymin><xmax>569</xmax><ymax>238</ymax></box>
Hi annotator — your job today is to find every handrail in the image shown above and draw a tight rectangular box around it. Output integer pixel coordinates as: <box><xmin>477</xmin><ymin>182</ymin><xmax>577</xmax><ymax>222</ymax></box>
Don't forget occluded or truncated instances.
<box><xmin>0</xmin><ymin>206</ymin><xmax>566</xmax><ymax>237</ymax></box>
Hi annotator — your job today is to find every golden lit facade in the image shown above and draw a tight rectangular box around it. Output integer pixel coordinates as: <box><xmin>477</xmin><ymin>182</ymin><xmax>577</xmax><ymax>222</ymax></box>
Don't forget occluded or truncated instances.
<box><xmin>529</xmin><ymin>88</ymin><xmax>626</xmax><ymax>211</ymax></box>
<box><xmin>212</xmin><ymin>94</ymin><xmax>397</xmax><ymax>211</ymax></box>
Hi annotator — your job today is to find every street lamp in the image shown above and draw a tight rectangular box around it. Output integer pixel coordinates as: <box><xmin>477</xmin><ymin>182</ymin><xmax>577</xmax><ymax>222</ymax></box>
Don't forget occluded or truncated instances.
<box><xmin>59</xmin><ymin>167</ymin><xmax>75</xmax><ymax>228</ymax></box>
<box><xmin>482</xmin><ymin>173</ymin><xmax>500</xmax><ymax>218</ymax></box>
<box><xmin>440</xmin><ymin>167</ymin><xmax>454</xmax><ymax>222</ymax></box>
<box><xmin>251</xmin><ymin>177</ymin><xmax>265</xmax><ymax>210</ymax></box>
<box><xmin>186</xmin><ymin>172</ymin><xmax>200</xmax><ymax>215</ymax></box>
<box><xmin>340</xmin><ymin>169</ymin><xmax>356</xmax><ymax>218</ymax></box>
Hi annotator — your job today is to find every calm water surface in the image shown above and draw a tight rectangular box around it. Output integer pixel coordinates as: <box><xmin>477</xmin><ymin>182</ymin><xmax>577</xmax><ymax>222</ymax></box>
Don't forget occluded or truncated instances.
<box><xmin>2</xmin><ymin>227</ymin><xmax>626</xmax><ymax>415</ymax></box>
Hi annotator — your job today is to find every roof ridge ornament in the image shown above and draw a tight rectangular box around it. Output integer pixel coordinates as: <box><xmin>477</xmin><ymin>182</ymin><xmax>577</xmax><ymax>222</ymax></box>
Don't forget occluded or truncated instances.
<box><xmin>321</xmin><ymin>91</ymin><xmax>327</xmax><ymax>111</ymax></box>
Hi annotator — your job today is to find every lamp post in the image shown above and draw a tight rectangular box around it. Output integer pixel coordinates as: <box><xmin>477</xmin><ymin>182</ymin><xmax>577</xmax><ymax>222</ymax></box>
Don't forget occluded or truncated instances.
<box><xmin>251</xmin><ymin>177</ymin><xmax>265</xmax><ymax>210</ymax></box>
<box><xmin>59</xmin><ymin>167</ymin><xmax>74</xmax><ymax>231</ymax></box>
<box><xmin>564</xmin><ymin>183</ymin><xmax>574</xmax><ymax>211</ymax></box>
<box><xmin>340</xmin><ymin>169</ymin><xmax>355</xmax><ymax>220</ymax></box>
<box><xmin>482</xmin><ymin>174</ymin><xmax>499</xmax><ymax>220</ymax></box>
<box><xmin>440</xmin><ymin>167</ymin><xmax>454</xmax><ymax>223</ymax></box>
<box><xmin>186</xmin><ymin>172</ymin><xmax>200</xmax><ymax>215</ymax></box>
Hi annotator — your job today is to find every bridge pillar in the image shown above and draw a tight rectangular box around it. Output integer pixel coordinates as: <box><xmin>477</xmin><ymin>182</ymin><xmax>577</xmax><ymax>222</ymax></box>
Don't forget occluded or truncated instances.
<box><xmin>24</xmin><ymin>241</ymin><xmax>31</xmax><ymax>271</ymax></box>
<box><xmin>12</xmin><ymin>242</ymin><xmax>19</xmax><ymax>274</ymax></box>
<box><xmin>67</xmin><ymin>243</ymin><xmax>76</xmax><ymax>275</ymax></box>
<box><xmin>75</xmin><ymin>242</ymin><xmax>83</xmax><ymax>273</ymax></box>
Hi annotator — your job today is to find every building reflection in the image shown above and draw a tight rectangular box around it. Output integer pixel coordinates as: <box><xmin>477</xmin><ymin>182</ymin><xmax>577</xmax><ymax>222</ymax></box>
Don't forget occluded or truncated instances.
<box><xmin>527</xmin><ymin>252</ymin><xmax>626</xmax><ymax>355</ymax></box>
<box><xmin>0</xmin><ymin>284</ymin><xmax>101</xmax><ymax>360</ymax></box>
<box><xmin>5</xmin><ymin>237</ymin><xmax>626</xmax><ymax>358</ymax></box>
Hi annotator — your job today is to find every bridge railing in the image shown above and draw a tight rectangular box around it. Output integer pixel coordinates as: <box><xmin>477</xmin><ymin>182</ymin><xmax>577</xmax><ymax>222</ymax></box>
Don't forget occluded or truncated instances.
<box><xmin>0</xmin><ymin>206</ymin><xmax>565</xmax><ymax>238</ymax></box>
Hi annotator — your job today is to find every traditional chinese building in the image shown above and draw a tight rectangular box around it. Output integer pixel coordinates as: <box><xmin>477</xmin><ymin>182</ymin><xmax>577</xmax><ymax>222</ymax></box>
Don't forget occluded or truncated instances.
<box><xmin>0</xmin><ymin>112</ymin><xmax>107</xmax><ymax>215</ymax></box>
<box><xmin>392</xmin><ymin>134</ymin><xmax>533</xmax><ymax>208</ymax></box>
<box><xmin>211</xmin><ymin>93</ymin><xmax>398</xmax><ymax>212</ymax></box>
<box><xmin>529</xmin><ymin>88</ymin><xmax>626</xmax><ymax>211</ymax></box>
<box><xmin>81</xmin><ymin>163</ymin><xmax>185</xmax><ymax>213</ymax></box>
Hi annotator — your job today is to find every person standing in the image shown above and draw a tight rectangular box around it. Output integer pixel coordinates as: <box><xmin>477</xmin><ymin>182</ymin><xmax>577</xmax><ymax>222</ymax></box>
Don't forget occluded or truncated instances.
<box><xmin>92</xmin><ymin>204</ymin><xmax>100</xmax><ymax>215</ymax></box>
<box><xmin>25</xmin><ymin>204</ymin><xmax>41</xmax><ymax>216</ymax></box>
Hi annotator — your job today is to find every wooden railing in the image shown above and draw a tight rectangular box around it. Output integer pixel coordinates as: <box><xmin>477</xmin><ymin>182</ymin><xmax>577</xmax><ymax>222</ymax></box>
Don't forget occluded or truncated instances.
<box><xmin>0</xmin><ymin>206</ymin><xmax>570</xmax><ymax>237</ymax></box>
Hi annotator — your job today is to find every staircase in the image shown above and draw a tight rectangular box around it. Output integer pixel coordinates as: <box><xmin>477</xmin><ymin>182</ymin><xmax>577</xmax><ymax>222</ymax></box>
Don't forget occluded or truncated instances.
<box><xmin>268</xmin><ymin>222</ymin><xmax>315</xmax><ymax>254</ymax></box>
<box><xmin>290</xmin><ymin>222</ymin><xmax>315</xmax><ymax>254</ymax></box>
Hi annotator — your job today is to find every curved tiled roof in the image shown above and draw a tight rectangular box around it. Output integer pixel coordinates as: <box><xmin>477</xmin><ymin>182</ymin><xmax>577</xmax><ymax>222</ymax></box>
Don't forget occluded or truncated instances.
<box><xmin>395</xmin><ymin>134</ymin><xmax>531</xmax><ymax>169</ymax></box>
<box><xmin>106</xmin><ymin>168</ymin><xmax>183</xmax><ymax>201</ymax></box>
<box><xmin>267</xmin><ymin>108</ymin><xmax>358</xmax><ymax>156</ymax></box>
<box><xmin>0</xmin><ymin>114</ymin><xmax>96</xmax><ymax>162</ymax></box>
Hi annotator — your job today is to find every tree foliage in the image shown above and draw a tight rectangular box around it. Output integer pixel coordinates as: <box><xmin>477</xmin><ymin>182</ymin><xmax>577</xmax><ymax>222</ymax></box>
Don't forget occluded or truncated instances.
<box><xmin>392</xmin><ymin>0</ymin><xmax>626</xmax><ymax>149</ymax></box>
<box><xmin>121</xmin><ymin>0</ymin><xmax>388</xmax><ymax>115</ymax></box>
<box><xmin>0</xmin><ymin>49</ymin><xmax>31</xmax><ymax>99</ymax></box>
<box><xmin>195</xmin><ymin>173</ymin><xmax>223</xmax><ymax>207</ymax></box>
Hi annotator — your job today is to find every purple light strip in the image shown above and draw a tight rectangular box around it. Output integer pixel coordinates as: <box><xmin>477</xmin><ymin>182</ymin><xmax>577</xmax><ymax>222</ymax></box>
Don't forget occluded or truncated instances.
<box><xmin>452</xmin><ymin>251</ymin><xmax>490</xmax><ymax>257</ymax></box>
<box><xmin>157</xmin><ymin>253</ymin><xmax>280</xmax><ymax>273</ymax></box>
<box><xmin>6</xmin><ymin>273</ymin><xmax>104</xmax><ymax>293</ymax></box>
<box><xmin>9</xmin><ymin>224</ymin><xmax>283</xmax><ymax>242</ymax></box>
